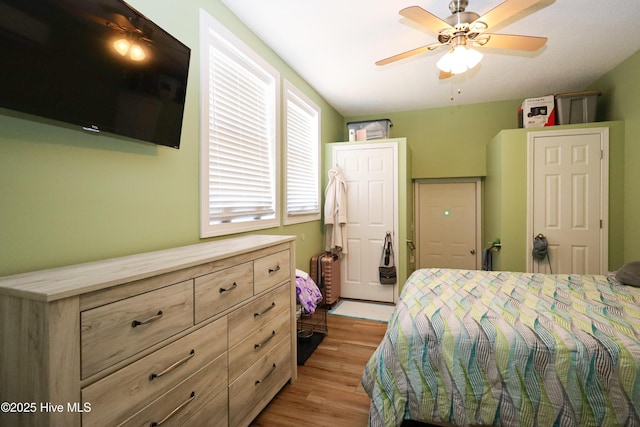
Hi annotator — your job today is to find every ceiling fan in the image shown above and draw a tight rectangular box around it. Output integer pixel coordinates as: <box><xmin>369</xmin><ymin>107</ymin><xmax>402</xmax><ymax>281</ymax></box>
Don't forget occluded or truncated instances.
<box><xmin>376</xmin><ymin>0</ymin><xmax>548</xmax><ymax>78</ymax></box>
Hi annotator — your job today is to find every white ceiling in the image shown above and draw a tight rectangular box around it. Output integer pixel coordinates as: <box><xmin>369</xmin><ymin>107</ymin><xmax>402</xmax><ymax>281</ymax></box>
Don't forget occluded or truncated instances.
<box><xmin>221</xmin><ymin>0</ymin><xmax>640</xmax><ymax>117</ymax></box>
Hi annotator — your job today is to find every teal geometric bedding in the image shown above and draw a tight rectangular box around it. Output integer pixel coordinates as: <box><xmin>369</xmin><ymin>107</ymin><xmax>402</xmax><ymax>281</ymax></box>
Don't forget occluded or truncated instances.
<box><xmin>362</xmin><ymin>269</ymin><xmax>640</xmax><ymax>427</ymax></box>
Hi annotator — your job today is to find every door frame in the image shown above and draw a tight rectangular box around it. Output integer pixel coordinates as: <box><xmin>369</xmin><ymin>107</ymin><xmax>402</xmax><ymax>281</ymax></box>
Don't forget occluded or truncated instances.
<box><xmin>526</xmin><ymin>127</ymin><xmax>609</xmax><ymax>273</ymax></box>
<box><xmin>331</xmin><ymin>142</ymin><xmax>399</xmax><ymax>303</ymax></box>
<box><xmin>414</xmin><ymin>178</ymin><xmax>482</xmax><ymax>270</ymax></box>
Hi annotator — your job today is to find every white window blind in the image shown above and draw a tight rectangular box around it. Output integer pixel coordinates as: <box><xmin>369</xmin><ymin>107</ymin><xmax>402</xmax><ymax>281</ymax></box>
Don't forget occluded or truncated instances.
<box><xmin>199</xmin><ymin>11</ymin><xmax>280</xmax><ymax>237</ymax></box>
<box><xmin>284</xmin><ymin>82</ymin><xmax>320</xmax><ymax>224</ymax></box>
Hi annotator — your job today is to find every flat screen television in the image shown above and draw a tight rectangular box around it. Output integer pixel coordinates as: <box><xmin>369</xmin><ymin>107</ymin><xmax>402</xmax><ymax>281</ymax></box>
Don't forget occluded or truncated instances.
<box><xmin>0</xmin><ymin>0</ymin><xmax>191</xmax><ymax>149</ymax></box>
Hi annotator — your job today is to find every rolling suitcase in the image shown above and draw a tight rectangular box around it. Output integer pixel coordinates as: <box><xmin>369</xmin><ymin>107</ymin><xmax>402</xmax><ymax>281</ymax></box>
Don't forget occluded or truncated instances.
<box><xmin>310</xmin><ymin>252</ymin><xmax>341</xmax><ymax>306</ymax></box>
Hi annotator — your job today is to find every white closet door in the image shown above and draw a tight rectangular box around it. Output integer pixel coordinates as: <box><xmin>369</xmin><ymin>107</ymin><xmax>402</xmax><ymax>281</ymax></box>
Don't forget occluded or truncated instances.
<box><xmin>333</xmin><ymin>144</ymin><xmax>396</xmax><ymax>303</ymax></box>
<box><xmin>528</xmin><ymin>128</ymin><xmax>608</xmax><ymax>274</ymax></box>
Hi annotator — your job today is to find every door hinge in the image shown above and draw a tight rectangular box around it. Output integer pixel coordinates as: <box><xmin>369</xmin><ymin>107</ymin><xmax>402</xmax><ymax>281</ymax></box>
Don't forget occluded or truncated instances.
<box><xmin>600</xmin><ymin>219</ymin><xmax>603</xmax><ymax>228</ymax></box>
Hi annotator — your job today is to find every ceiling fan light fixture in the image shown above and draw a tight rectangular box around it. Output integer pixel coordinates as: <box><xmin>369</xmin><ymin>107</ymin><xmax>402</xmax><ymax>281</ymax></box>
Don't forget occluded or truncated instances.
<box><xmin>436</xmin><ymin>45</ymin><xmax>483</xmax><ymax>74</ymax></box>
<box><xmin>436</xmin><ymin>49</ymin><xmax>454</xmax><ymax>72</ymax></box>
<box><xmin>463</xmin><ymin>46</ymin><xmax>483</xmax><ymax>69</ymax></box>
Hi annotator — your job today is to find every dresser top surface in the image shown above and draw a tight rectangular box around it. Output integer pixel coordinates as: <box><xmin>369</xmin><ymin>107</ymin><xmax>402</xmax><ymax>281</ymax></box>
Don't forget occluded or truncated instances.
<box><xmin>0</xmin><ymin>235</ymin><xmax>296</xmax><ymax>302</ymax></box>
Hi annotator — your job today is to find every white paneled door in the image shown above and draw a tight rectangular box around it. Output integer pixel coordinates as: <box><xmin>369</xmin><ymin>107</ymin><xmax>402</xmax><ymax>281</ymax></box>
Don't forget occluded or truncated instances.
<box><xmin>333</xmin><ymin>144</ymin><xmax>396</xmax><ymax>303</ymax></box>
<box><xmin>528</xmin><ymin>128</ymin><xmax>609</xmax><ymax>274</ymax></box>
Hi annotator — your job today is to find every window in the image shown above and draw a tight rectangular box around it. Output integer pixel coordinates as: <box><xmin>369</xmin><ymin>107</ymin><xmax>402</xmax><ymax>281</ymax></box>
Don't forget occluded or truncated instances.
<box><xmin>283</xmin><ymin>81</ymin><xmax>321</xmax><ymax>224</ymax></box>
<box><xmin>199</xmin><ymin>10</ymin><xmax>280</xmax><ymax>238</ymax></box>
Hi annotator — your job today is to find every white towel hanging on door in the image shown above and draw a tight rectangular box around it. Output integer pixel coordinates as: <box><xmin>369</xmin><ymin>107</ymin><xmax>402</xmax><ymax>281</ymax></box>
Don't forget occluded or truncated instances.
<box><xmin>324</xmin><ymin>165</ymin><xmax>348</xmax><ymax>253</ymax></box>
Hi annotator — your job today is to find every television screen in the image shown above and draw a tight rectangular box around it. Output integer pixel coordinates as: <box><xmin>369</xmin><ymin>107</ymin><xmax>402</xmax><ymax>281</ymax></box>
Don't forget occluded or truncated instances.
<box><xmin>0</xmin><ymin>0</ymin><xmax>190</xmax><ymax>149</ymax></box>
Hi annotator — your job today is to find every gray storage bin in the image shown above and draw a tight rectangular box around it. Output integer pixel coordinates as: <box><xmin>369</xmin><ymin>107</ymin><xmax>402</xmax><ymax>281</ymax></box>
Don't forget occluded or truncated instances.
<box><xmin>555</xmin><ymin>91</ymin><xmax>600</xmax><ymax>124</ymax></box>
<box><xmin>347</xmin><ymin>119</ymin><xmax>392</xmax><ymax>140</ymax></box>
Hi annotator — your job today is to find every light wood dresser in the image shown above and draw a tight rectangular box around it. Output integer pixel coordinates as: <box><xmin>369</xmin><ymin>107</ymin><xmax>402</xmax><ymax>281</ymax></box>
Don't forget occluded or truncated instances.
<box><xmin>0</xmin><ymin>235</ymin><xmax>297</xmax><ymax>427</ymax></box>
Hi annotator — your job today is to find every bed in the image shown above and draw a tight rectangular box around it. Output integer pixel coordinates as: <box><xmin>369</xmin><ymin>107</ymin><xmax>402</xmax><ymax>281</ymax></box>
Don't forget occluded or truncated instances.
<box><xmin>362</xmin><ymin>268</ymin><xmax>640</xmax><ymax>427</ymax></box>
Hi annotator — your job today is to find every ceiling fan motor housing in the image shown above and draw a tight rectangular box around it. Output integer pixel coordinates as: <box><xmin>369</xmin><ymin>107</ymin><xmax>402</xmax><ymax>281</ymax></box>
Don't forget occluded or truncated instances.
<box><xmin>446</xmin><ymin>11</ymin><xmax>480</xmax><ymax>29</ymax></box>
<box><xmin>449</xmin><ymin>0</ymin><xmax>469</xmax><ymax>14</ymax></box>
<box><xmin>446</xmin><ymin>0</ymin><xmax>483</xmax><ymax>32</ymax></box>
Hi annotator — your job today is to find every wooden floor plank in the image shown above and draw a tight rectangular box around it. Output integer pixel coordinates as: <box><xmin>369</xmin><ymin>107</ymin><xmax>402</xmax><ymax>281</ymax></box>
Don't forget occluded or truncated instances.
<box><xmin>251</xmin><ymin>314</ymin><xmax>388</xmax><ymax>427</ymax></box>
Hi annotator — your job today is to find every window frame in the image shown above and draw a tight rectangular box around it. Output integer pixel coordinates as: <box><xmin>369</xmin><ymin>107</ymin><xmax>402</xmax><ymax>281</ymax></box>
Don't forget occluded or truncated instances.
<box><xmin>283</xmin><ymin>80</ymin><xmax>321</xmax><ymax>225</ymax></box>
<box><xmin>198</xmin><ymin>10</ymin><xmax>281</xmax><ymax>238</ymax></box>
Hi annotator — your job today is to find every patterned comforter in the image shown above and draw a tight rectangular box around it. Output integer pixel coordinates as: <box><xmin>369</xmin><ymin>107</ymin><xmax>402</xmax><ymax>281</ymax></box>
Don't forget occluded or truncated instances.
<box><xmin>362</xmin><ymin>269</ymin><xmax>640</xmax><ymax>427</ymax></box>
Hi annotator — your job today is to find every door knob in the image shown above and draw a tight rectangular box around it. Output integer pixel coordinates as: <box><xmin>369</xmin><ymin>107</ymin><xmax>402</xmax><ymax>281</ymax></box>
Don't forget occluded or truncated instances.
<box><xmin>470</xmin><ymin>249</ymin><xmax>476</xmax><ymax>255</ymax></box>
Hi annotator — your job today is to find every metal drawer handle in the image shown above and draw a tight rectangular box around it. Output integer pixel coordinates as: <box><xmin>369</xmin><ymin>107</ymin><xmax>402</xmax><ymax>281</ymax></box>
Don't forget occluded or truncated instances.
<box><xmin>132</xmin><ymin>311</ymin><xmax>163</xmax><ymax>328</ymax></box>
<box><xmin>149</xmin><ymin>349</ymin><xmax>195</xmax><ymax>381</ymax></box>
<box><xmin>254</xmin><ymin>302</ymin><xmax>275</xmax><ymax>318</ymax></box>
<box><xmin>255</xmin><ymin>363</ymin><xmax>276</xmax><ymax>385</ymax></box>
<box><xmin>268</xmin><ymin>265</ymin><xmax>281</xmax><ymax>275</ymax></box>
<box><xmin>254</xmin><ymin>331</ymin><xmax>276</xmax><ymax>349</ymax></box>
<box><xmin>149</xmin><ymin>391</ymin><xmax>196</xmax><ymax>426</ymax></box>
<box><xmin>219</xmin><ymin>282</ymin><xmax>238</xmax><ymax>293</ymax></box>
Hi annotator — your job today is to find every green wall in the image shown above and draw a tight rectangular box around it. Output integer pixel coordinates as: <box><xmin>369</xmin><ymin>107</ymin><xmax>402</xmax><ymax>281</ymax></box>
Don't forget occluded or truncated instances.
<box><xmin>0</xmin><ymin>0</ymin><xmax>343</xmax><ymax>277</ymax></box>
<box><xmin>589</xmin><ymin>50</ymin><xmax>640</xmax><ymax>262</ymax></box>
<box><xmin>346</xmin><ymin>99</ymin><xmax>521</xmax><ymax>179</ymax></box>
<box><xmin>485</xmin><ymin>122</ymin><xmax>625</xmax><ymax>272</ymax></box>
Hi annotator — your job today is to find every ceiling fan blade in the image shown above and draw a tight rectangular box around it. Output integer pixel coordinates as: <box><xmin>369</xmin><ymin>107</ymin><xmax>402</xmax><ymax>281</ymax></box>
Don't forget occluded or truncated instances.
<box><xmin>471</xmin><ymin>0</ymin><xmax>544</xmax><ymax>31</ymax></box>
<box><xmin>400</xmin><ymin>6</ymin><xmax>453</xmax><ymax>34</ymax></box>
<box><xmin>439</xmin><ymin>70</ymin><xmax>453</xmax><ymax>80</ymax></box>
<box><xmin>472</xmin><ymin>33</ymin><xmax>547</xmax><ymax>51</ymax></box>
<box><xmin>376</xmin><ymin>43</ymin><xmax>442</xmax><ymax>66</ymax></box>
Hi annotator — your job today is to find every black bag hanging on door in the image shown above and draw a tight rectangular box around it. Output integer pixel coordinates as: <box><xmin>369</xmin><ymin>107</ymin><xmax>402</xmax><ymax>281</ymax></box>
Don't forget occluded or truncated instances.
<box><xmin>379</xmin><ymin>232</ymin><xmax>397</xmax><ymax>285</ymax></box>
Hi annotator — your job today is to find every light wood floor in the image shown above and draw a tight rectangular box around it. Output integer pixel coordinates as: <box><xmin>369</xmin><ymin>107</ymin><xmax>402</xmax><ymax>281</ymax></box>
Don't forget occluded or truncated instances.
<box><xmin>251</xmin><ymin>313</ymin><xmax>388</xmax><ymax>426</ymax></box>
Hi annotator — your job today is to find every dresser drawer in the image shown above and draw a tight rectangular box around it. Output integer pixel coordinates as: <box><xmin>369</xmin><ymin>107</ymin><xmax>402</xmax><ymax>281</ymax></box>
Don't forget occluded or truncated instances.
<box><xmin>228</xmin><ymin>311</ymin><xmax>290</xmax><ymax>382</ymax></box>
<box><xmin>254</xmin><ymin>250</ymin><xmax>290</xmax><ymax>294</ymax></box>
<box><xmin>194</xmin><ymin>261</ymin><xmax>253</xmax><ymax>323</ymax></box>
<box><xmin>181</xmin><ymin>386</ymin><xmax>228</xmax><ymax>427</ymax></box>
<box><xmin>227</xmin><ymin>283</ymin><xmax>290</xmax><ymax>348</ymax></box>
<box><xmin>82</xmin><ymin>316</ymin><xmax>227</xmax><ymax>427</ymax></box>
<box><xmin>118</xmin><ymin>353</ymin><xmax>228</xmax><ymax>427</ymax></box>
<box><xmin>229</xmin><ymin>338</ymin><xmax>292</xmax><ymax>427</ymax></box>
<box><xmin>81</xmin><ymin>280</ymin><xmax>194</xmax><ymax>378</ymax></box>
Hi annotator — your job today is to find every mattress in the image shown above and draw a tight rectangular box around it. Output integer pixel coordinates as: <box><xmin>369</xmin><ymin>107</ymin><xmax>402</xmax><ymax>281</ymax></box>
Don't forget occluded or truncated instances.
<box><xmin>362</xmin><ymin>268</ymin><xmax>640</xmax><ymax>427</ymax></box>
